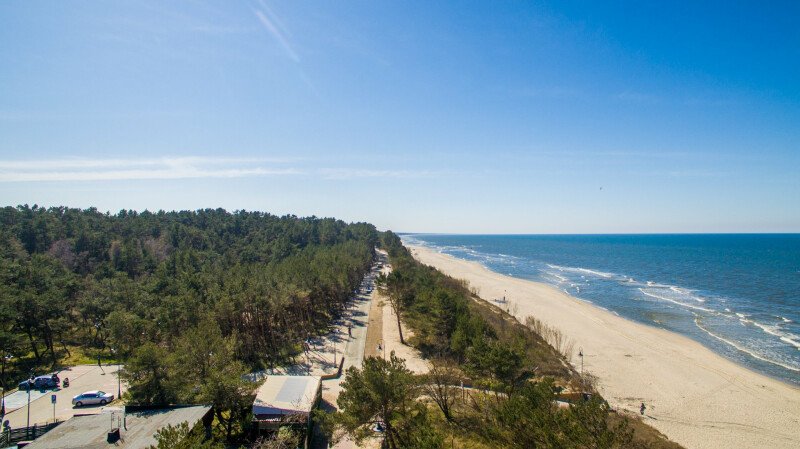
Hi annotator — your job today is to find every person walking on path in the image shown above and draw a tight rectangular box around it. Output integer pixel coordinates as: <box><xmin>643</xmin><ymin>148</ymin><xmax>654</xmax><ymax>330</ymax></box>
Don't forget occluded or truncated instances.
<box><xmin>348</xmin><ymin>324</ymin><xmax>352</xmax><ymax>337</ymax></box>
<box><xmin>98</xmin><ymin>356</ymin><xmax>105</xmax><ymax>375</ymax></box>
<box><xmin>640</xmin><ymin>402</ymin><xmax>646</xmax><ymax>416</ymax></box>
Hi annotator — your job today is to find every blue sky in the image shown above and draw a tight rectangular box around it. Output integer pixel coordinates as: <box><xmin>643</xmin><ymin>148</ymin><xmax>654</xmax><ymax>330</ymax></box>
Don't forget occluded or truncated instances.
<box><xmin>1</xmin><ymin>0</ymin><xmax>798</xmax><ymax>233</ymax></box>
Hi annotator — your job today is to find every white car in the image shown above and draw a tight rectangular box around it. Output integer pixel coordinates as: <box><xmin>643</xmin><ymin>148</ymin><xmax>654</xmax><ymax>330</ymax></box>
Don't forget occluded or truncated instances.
<box><xmin>72</xmin><ymin>390</ymin><xmax>114</xmax><ymax>407</ymax></box>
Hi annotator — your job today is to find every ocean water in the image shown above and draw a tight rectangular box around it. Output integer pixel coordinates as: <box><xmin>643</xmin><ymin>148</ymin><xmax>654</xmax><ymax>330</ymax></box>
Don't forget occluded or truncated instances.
<box><xmin>401</xmin><ymin>234</ymin><xmax>800</xmax><ymax>385</ymax></box>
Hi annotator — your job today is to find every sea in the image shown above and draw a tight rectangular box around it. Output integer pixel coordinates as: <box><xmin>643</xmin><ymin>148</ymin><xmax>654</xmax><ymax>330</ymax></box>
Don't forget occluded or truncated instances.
<box><xmin>401</xmin><ymin>234</ymin><xmax>800</xmax><ymax>386</ymax></box>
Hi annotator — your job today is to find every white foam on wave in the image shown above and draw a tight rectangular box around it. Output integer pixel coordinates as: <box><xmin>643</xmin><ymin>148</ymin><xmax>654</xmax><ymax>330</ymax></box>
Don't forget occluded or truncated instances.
<box><xmin>542</xmin><ymin>273</ymin><xmax>566</xmax><ymax>284</ymax></box>
<box><xmin>693</xmin><ymin>315</ymin><xmax>800</xmax><ymax>372</ymax></box>
<box><xmin>670</xmin><ymin>286</ymin><xmax>706</xmax><ymax>302</ymax></box>
<box><xmin>546</xmin><ymin>264</ymin><xmax>616</xmax><ymax>279</ymax></box>
<box><xmin>781</xmin><ymin>336</ymin><xmax>800</xmax><ymax>350</ymax></box>
<box><xmin>645</xmin><ymin>280</ymin><xmax>673</xmax><ymax>288</ymax></box>
<box><xmin>779</xmin><ymin>316</ymin><xmax>793</xmax><ymax>323</ymax></box>
<box><xmin>639</xmin><ymin>288</ymin><xmax>716</xmax><ymax>313</ymax></box>
<box><xmin>544</xmin><ymin>271</ymin><xmax>569</xmax><ymax>283</ymax></box>
<box><xmin>750</xmin><ymin>321</ymin><xmax>800</xmax><ymax>350</ymax></box>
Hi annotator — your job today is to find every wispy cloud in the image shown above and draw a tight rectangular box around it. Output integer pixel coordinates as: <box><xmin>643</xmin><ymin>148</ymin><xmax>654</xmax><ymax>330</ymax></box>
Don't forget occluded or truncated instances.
<box><xmin>253</xmin><ymin>2</ymin><xmax>299</xmax><ymax>62</ymax></box>
<box><xmin>0</xmin><ymin>157</ymin><xmax>301</xmax><ymax>182</ymax></box>
<box><xmin>317</xmin><ymin>168</ymin><xmax>445</xmax><ymax>180</ymax></box>
<box><xmin>0</xmin><ymin>156</ymin><xmax>449</xmax><ymax>183</ymax></box>
<box><xmin>251</xmin><ymin>1</ymin><xmax>320</xmax><ymax>96</ymax></box>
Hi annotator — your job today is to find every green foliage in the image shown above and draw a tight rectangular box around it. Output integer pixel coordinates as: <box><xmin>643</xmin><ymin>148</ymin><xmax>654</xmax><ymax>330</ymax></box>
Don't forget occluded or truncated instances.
<box><xmin>0</xmin><ymin>205</ymin><xmax>378</xmax><ymax>445</ymax></box>
<box><xmin>0</xmin><ymin>205</ymin><xmax>376</xmax><ymax>370</ymax></box>
<box><xmin>475</xmin><ymin>380</ymin><xmax>634</xmax><ymax>449</ymax></box>
<box><xmin>377</xmin><ymin>233</ymin><xmax>527</xmax><ymax>389</ymax></box>
<box><xmin>376</xmin><ymin>232</ymin><xmax>664</xmax><ymax>449</ymax></box>
<box><xmin>331</xmin><ymin>353</ymin><xmax>443</xmax><ymax>449</ymax></box>
<box><xmin>149</xmin><ymin>421</ymin><xmax>224</xmax><ymax>449</ymax></box>
<box><xmin>122</xmin><ymin>342</ymin><xmax>176</xmax><ymax>405</ymax></box>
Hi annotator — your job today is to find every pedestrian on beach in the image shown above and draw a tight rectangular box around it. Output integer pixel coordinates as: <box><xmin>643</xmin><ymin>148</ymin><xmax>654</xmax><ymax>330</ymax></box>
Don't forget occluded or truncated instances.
<box><xmin>640</xmin><ymin>402</ymin><xmax>646</xmax><ymax>416</ymax></box>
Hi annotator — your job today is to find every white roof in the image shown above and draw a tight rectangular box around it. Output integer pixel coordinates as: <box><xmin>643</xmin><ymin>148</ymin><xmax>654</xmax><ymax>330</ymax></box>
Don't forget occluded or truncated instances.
<box><xmin>253</xmin><ymin>375</ymin><xmax>321</xmax><ymax>416</ymax></box>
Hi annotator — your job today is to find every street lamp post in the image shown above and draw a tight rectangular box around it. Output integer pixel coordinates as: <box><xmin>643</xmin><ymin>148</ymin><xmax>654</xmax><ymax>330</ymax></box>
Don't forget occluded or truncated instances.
<box><xmin>26</xmin><ymin>372</ymin><xmax>33</xmax><ymax>439</ymax></box>
<box><xmin>110</xmin><ymin>348</ymin><xmax>121</xmax><ymax>399</ymax></box>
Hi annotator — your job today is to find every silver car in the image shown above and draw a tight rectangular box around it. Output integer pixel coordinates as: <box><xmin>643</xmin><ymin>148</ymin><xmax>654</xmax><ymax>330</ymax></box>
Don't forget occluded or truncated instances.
<box><xmin>72</xmin><ymin>390</ymin><xmax>114</xmax><ymax>407</ymax></box>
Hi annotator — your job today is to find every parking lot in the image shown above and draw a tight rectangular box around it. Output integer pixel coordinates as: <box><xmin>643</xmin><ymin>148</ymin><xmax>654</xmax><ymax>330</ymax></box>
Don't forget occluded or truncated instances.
<box><xmin>3</xmin><ymin>364</ymin><xmax>126</xmax><ymax>428</ymax></box>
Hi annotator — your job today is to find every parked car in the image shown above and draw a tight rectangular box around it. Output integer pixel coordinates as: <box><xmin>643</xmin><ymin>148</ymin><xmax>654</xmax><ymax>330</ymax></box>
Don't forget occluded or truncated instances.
<box><xmin>18</xmin><ymin>374</ymin><xmax>60</xmax><ymax>390</ymax></box>
<box><xmin>72</xmin><ymin>390</ymin><xmax>114</xmax><ymax>407</ymax></box>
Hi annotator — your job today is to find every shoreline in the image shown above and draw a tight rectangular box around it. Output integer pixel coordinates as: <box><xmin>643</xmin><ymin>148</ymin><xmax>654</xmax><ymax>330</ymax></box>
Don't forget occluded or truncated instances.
<box><xmin>408</xmin><ymin>244</ymin><xmax>800</xmax><ymax>449</ymax></box>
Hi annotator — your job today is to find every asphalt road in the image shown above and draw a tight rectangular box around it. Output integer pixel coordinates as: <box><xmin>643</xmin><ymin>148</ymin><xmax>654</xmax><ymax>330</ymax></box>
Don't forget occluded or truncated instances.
<box><xmin>3</xmin><ymin>364</ymin><xmax>126</xmax><ymax>428</ymax></box>
<box><xmin>321</xmin><ymin>251</ymin><xmax>388</xmax><ymax>449</ymax></box>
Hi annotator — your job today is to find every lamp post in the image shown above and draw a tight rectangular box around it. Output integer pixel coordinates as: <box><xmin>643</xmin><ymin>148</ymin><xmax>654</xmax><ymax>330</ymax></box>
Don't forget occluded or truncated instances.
<box><xmin>110</xmin><ymin>348</ymin><xmax>121</xmax><ymax>399</ymax></box>
<box><xmin>26</xmin><ymin>371</ymin><xmax>33</xmax><ymax>439</ymax></box>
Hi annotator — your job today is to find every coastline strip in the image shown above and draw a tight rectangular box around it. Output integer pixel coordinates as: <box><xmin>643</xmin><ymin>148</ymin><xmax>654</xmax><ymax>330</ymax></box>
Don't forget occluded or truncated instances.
<box><xmin>408</xmin><ymin>244</ymin><xmax>800</xmax><ymax>449</ymax></box>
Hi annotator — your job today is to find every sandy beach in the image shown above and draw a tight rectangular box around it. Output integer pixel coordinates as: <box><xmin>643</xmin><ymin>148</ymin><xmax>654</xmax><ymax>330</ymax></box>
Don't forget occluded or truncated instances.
<box><xmin>409</xmin><ymin>245</ymin><xmax>800</xmax><ymax>449</ymax></box>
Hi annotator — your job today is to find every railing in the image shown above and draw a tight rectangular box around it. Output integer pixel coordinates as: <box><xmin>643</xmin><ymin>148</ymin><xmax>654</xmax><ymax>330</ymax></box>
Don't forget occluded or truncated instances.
<box><xmin>0</xmin><ymin>421</ymin><xmax>62</xmax><ymax>446</ymax></box>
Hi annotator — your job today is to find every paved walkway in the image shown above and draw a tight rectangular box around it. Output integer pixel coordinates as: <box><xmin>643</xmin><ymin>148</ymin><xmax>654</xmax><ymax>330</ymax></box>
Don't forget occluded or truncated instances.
<box><xmin>318</xmin><ymin>251</ymin><xmax>388</xmax><ymax>449</ymax></box>
<box><xmin>4</xmin><ymin>364</ymin><xmax>126</xmax><ymax>428</ymax></box>
<box><xmin>3</xmin><ymin>388</ymin><xmax>51</xmax><ymax>413</ymax></box>
<box><xmin>249</xmin><ymin>251</ymin><xmax>389</xmax><ymax>449</ymax></box>
<box><xmin>256</xmin><ymin>268</ymin><xmax>376</xmax><ymax>379</ymax></box>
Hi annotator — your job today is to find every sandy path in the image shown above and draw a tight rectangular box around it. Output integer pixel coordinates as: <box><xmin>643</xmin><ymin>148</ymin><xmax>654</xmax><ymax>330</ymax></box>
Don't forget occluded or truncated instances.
<box><xmin>364</xmin><ymin>265</ymin><xmax>386</xmax><ymax>360</ymax></box>
<box><xmin>381</xmin><ymin>300</ymin><xmax>428</xmax><ymax>374</ymax></box>
<box><xmin>409</xmin><ymin>245</ymin><xmax>800</xmax><ymax>449</ymax></box>
<box><xmin>368</xmin><ymin>259</ymin><xmax>428</xmax><ymax>374</ymax></box>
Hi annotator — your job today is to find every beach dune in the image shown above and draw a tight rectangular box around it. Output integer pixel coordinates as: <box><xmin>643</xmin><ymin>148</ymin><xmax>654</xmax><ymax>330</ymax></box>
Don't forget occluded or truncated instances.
<box><xmin>409</xmin><ymin>245</ymin><xmax>800</xmax><ymax>449</ymax></box>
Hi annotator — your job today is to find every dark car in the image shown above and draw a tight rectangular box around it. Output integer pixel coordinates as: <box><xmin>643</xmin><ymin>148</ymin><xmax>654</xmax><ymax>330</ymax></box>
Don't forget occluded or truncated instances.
<box><xmin>18</xmin><ymin>374</ymin><xmax>60</xmax><ymax>391</ymax></box>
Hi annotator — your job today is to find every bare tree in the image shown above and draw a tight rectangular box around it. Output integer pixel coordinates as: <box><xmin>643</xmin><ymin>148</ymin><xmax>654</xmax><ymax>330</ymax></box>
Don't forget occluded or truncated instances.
<box><xmin>253</xmin><ymin>427</ymin><xmax>301</xmax><ymax>449</ymax></box>
<box><xmin>524</xmin><ymin>315</ymin><xmax>574</xmax><ymax>359</ymax></box>
<box><xmin>422</xmin><ymin>360</ymin><xmax>462</xmax><ymax>423</ymax></box>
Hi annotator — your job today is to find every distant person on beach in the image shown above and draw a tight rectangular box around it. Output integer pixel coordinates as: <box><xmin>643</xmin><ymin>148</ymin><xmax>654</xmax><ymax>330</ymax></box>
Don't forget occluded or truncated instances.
<box><xmin>640</xmin><ymin>402</ymin><xmax>646</xmax><ymax>415</ymax></box>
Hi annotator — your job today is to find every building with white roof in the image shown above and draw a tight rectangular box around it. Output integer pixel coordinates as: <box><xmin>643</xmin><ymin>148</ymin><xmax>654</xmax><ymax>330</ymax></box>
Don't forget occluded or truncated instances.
<box><xmin>252</xmin><ymin>375</ymin><xmax>321</xmax><ymax>427</ymax></box>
